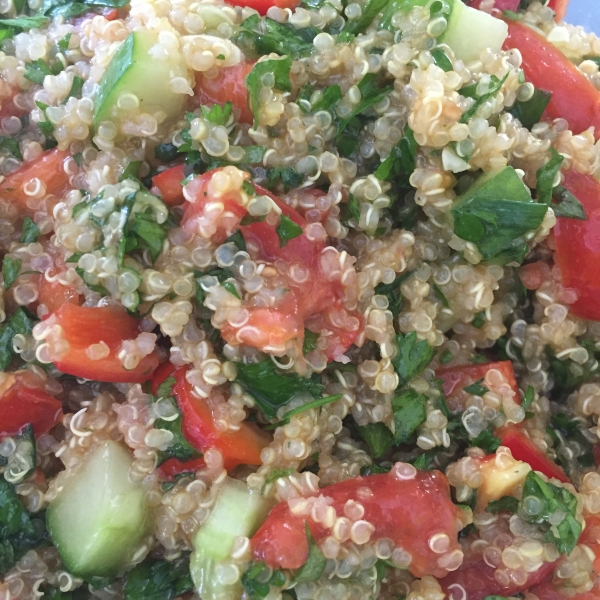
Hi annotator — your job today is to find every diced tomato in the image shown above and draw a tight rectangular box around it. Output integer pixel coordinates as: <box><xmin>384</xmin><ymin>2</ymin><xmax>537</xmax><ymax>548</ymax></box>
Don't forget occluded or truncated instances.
<box><xmin>440</xmin><ymin>552</ymin><xmax>556</xmax><ymax>600</ymax></box>
<box><xmin>496</xmin><ymin>424</ymin><xmax>569</xmax><ymax>483</ymax></box>
<box><xmin>152</xmin><ymin>164</ymin><xmax>186</xmax><ymax>206</ymax></box>
<box><xmin>158</xmin><ymin>456</ymin><xmax>207</xmax><ymax>478</ymax></box>
<box><xmin>503</xmin><ymin>21</ymin><xmax>600</xmax><ymax>138</ymax></box>
<box><xmin>252</xmin><ymin>469</ymin><xmax>465</xmax><ymax>578</ymax></box>
<box><xmin>548</xmin><ymin>0</ymin><xmax>569</xmax><ymax>20</ymax></box>
<box><xmin>46</xmin><ymin>304</ymin><xmax>159</xmax><ymax>383</ymax></box>
<box><xmin>0</xmin><ymin>83</ymin><xmax>26</xmax><ymax>121</ymax></box>
<box><xmin>519</xmin><ymin>261</ymin><xmax>552</xmax><ymax>291</ymax></box>
<box><xmin>38</xmin><ymin>276</ymin><xmax>81</xmax><ymax>313</ymax></box>
<box><xmin>529</xmin><ymin>580</ymin><xmax>600</xmax><ymax>600</ymax></box>
<box><xmin>468</xmin><ymin>0</ymin><xmax>518</xmax><ymax>9</ymax></box>
<box><xmin>223</xmin><ymin>0</ymin><xmax>299</xmax><ymax>16</ymax></box>
<box><xmin>436</xmin><ymin>361</ymin><xmax>520</xmax><ymax>402</ymax></box>
<box><xmin>553</xmin><ymin>169</ymin><xmax>600</xmax><ymax>322</ymax></box>
<box><xmin>194</xmin><ymin>64</ymin><xmax>255</xmax><ymax>125</ymax></box>
<box><xmin>0</xmin><ymin>148</ymin><xmax>71</xmax><ymax>213</ymax></box>
<box><xmin>102</xmin><ymin>7</ymin><xmax>118</xmax><ymax>19</ymax></box>
<box><xmin>150</xmin><ymin>359</ymin><xmax>179</xmax><ymax>396</ymax></box>
<box><xmin>171</xmin><ymin>366</ymin><xmax>270</xmax><ymax>470</ymax></box>
<box><xmin>0</xmin><ymin>378</ymin><xmax>62</xmax><ymax>437</ymax></box>
<box><xmin>580</xmin><ymin>515</ymin><xmax>600</xmax><ymax>574</ymax></box>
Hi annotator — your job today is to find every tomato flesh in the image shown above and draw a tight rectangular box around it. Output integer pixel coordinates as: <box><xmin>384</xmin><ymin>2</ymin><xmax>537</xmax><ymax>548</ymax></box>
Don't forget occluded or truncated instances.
<box><xmin>548</xmin><ymin>0</ymin><xmax>569</xmax><ymax>20</ymax></box>
<box><xmin>194</xmin><ymin>64</ymin><xmax>254</xmax><ymax>124</ymax></box>
<box><xmin>503</xmin><ymin>21</ymin><xmax>600</xmax><ymax>138</ymax></box>
<box><xmin>220</xmin><ymin>0</ymin><xmax>298</xmax><ymax>16</ymax></box>
<box><xmin>553</xmin><ymin>169</ymin><xmax>600</xmax><ymax>322</ymax></box>
<box><xmin>0</xmin><ymin>149</ymin><xmax>71</xmax><ymax>212</ymax></box>
<box><xmin>38</xmin><ymin>276</ymin><xmax>81</xmax><ymax>313</ymax></box>
<box><xmin>496</xmin><ymin>425</ymin><xmax>569</xmax><ymax>483</ymax></box>
<box><xmin>48</xmin><ymin>304</ymin><xmax>159</xmax><ymax>383</ymax></box>
<box><xmin>152</xmin><ymin>164</ymin><xmax>186</xmax><ymax>206</ymax></box>
<box><xmin>0</xmin><ymin>380</ymin><xmax>63</xmax><ymax>437</ymax></box>
<box><xmin>251</xmin><ymin>469</ymin><xmax>465</xmax><ymax>579</ymax></box>
<box><xmin>171</xmin><ymin>365</ymin><xmax>270</xmax><ymax>470</ymax></box>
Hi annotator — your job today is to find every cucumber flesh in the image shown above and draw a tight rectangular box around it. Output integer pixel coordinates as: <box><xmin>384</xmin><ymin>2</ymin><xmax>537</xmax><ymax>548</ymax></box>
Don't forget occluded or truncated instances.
<box><xmin>94</xmin><ymin>30</ymin><xmax>189</xmax><ymax>134</ymax></box>
<box><xmin>47</xmin><ymin>441</ymin><xmax>150</xmax><ymax>578</ymax></box>
<box><xmin>190</xmin><ymin>478</ymin><xmax>271</xmax><ymax>600</ymax></box>
<box><xmin>440</xmin><ymin>1</ymin><xmax>508</xmax><ymax>63</ymax></box>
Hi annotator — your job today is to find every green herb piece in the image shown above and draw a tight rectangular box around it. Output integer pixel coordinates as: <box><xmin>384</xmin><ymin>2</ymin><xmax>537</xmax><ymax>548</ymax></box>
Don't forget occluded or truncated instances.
<box><xmin>2</xmin><ymin>256</ymin><xmax>21</xmax><ymax>290</ymax></box>
<box><xmin>337</xmin><ymin>73</ymin><xmax>392</xmax><ymax>137</ymax></box>
<box><xmin>440</xmin><ymin>348</ymin><xmax>454</xmax><ymax>364</ymax></box>
<box><xmin>124</xmin><ymin>556</ymin><xmax>194</xmax><ymax>600</ymax></box>
<box><xmin>119</xmin><ymin>160</ymin><xmax>142</xmax><ymax>182</ymax></box>
<box><xmin>509</xmin><ymin>88</ymin><xmax>552</xmax><ymax>129</ymax></box>
<box><xmin>244</xmin><ymin>145</ymin><xmax>267</xmax><ymax>164</ymax></box>
<box><xmin>19</xmin><ymin>217</ymin><xmax>39</xmax><ymax>244</ymax></box>
<box><xmin>38</xmin><ymin>0</ymin><xmax>129</xmax><ymax>19</ymax></box>
<box><xmin>265</xmin><ymin>167</ymin><xmax>303</xmax><ymax>192</ymax></box>
<box><xmin>201</xmin><ymin>102</ymin><xmax>232</xmax><ymax>126</ymax></box>
<box><xmin>0</xmin><ymin>137</ymin><xmax>22</xmax><ymax>161</ymax></box>
<box><xmin>58</xmin><ymin>33</ymin><xmax>71</xmax><ymax>52</ymax></box>
<box><xmin>222</xmin><ymin>281</ymin><xmax>241</xmax><ymax>299</ymax></box>
<box><xmin>246</xmin><ymin>57</ymin><xmax>292</xmax><ymax>128</ymax></box>
<box><xmin>451</xmin><ymin>166</ymin><xmax>548</xmax><ymax>264</ymax></box>
<box><xmin>519</xmin><ymin>470</ymin><xmax>581</xmax><ymax>555</ymax></box>
<box><xmin>342</xmin><ymin>0</ymin><xmax>389</xmax><ymax>35</ymax></box>
<box><xmin>156</xmin><ymin>376</ymin><xmax>176</xmax><ymax>400</ymax></box>
<box><xmin>34</xmin><ymin>100</ymin><xmax>55</xmax><ymax>143</ymax></box>
<box><xmin>375</xmin><ymin>125</ymin><xmax>417</xmax><ymax>184</ymax></box>
<box><xmin>552</xmin><ymin>185</ymin><xmax>587</xmax><ymax>220</ymax></box>
<box><xmin>64</xmin><ymin>75</ymin><xmax>84</xmax><ymax>102</ymax></box>
<box><xmin>470</xmin><ymin>430</ymin><xmax>501</xmax><ymax>453</ymax></box>
<box><xmin>234</xmin><ymin>15</ymin><xmax>316</xmax><ymax>59</ymax></box>
<box><xmin>392</xmin><ymin>389</ymin><xmax>427</xmax><ymax>444</ymax></box>
<box><xmin>360</xmin><ymin>462</ymin><xmax>392</xmax><ymax>476</ymax></box>
<box><xmin>154</xmin><ymin>143</ymin><xmax>179</xmax><ymax>163</ymax></box>
<box><xmin>522</xmin><ymin>385</ymin><xmax>535</xmax><ymax>410</ymax></box>
<box><xmin>373</xmin><ymin>270</ymin><xmax>413</xmax><ymax>317</ymax></box>
<box><xmin>0</xmin><ymin>16</ymin><xmax>49</xmax><ymax>30</ymax></box>
<box><xmin>235</xmin><ymin>360</ymin><xmax>324</xmax><ymax>420</ymax></box>
<box><xmin>0</xmin><ymin>478</ymin><xmax>47</xmax><ymax>572</ymax></box>
<box><xmin>461</xmin><ymin>72</ymin><xmax>509</xmax><ymax>123</ymax></box>
<box><xmin>356</xmin><ymin>422</ymin><xmax>394</xmax><ymax>458</ymax></box>
<box><xmin>310</xmin><ymin>85</ymin><xmax>342</xmax><ymax>113</ymax></box>
<box><xmin>24</xmin><ymin>59</ymin><xmax>53</xmax><ymax>85</ymax></box>
<box><xmin>294</xmin><ymin>524</ymin><xmax>326</xmax><ymax>583</ymax></box>
<box><xmin>472</xmin><ymin>311</ymin><xmax>485</xmax><ymax>329</ymax></box>
<box><xmin>154</xmin><ymin>397</ymin><xmax>201</xmax><ymax>466</ymax></box>
<box><xmin>486</xmin><ymin>496</ymin><xmax>519</xmax><ymax>515</ymax></box>
<box><xmin>0</xmin><ymin>306</ymin><xmax>35</xmax><ymax>369</ymax></box>
<box><xmin>266</xmin><ymin>394</ymin><xmax>342</xmax><ymax>430</ymax></box>
<box><xmin>224</xmin><ymin>230</ymin><xmax>247</xmax><ymax>252</ymax></box>
<box><xmin>242</xmin><ymin>562</ymin><xmax>286</xmax><ymax>600</ymax></box>
<box><xmin>276</xmin><ymin>215</ymin><xmax>303</xmax><ymax>247</ymax></box>
<box><xmin>412</xmin><ymin>449</ymin><xmax>439</xmax><ymax>470</ymax></box>
<box><xmin>432</xmin><ymin>284</ymin><xmax>449</xmax><ymax>308</ymax></box>
<box><xmin>303</xmin><ymin>329</ymin><xmax>319</xmax><ymax>355</ymax></box>
<box><xmin>391</xmin><ymin>331</ymin><xmax>435</xmax><ymax>386</ymax></box>
<box><xmin>431</xmin><ymin>48</ymin><xmax>453</xmax><ymax>72</ymax></box>
<box><xmin>127</xmin><ymin>211</ymin><xmax>169</xmax><ymax>263</ymax></box>
<box><xmin>464</xmin><ymin>379</ymin><xmax>488</xmax><ymax>396</ymax></box>
<box><xmin>536</xmin><ymin>148</ymin><xmax>563</xmax><ymax>205</ymax></box>
<box><xmin>263</xmin><ymin>468</ymin><xmax>295</xmax><ymax>487</ymax></box>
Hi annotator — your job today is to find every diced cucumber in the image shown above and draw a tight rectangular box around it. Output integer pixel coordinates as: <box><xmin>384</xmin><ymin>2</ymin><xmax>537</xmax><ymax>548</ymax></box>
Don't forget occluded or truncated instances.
<box><xmin>47</xmin><ymin>441</ymin><xmax>150</xmax><ymax>578</ymax></box>
<box><xmin>94</xmin><ymin>30</ymin><xmax>189</xmax><ymax>134</ymax></box>
<box><xmin>440</xmin><ymin>1</ymin><xmax>508</xmax><ymax>63</ymax></box>
<box><xmin>190</xmin><ymin>478</ymin><xmax>271</xmax><ymax>600</ymax></box>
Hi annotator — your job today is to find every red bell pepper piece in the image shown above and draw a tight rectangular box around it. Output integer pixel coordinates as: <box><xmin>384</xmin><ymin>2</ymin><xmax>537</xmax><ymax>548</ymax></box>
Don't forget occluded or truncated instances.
<box><xmin>0</xmin><ymin>378</ymin><xmax>62</xmax><ymax>437</ymax></box>
<box><xmin>45</xmin><ymin>304</ymin><xmax>159</xmax><ymax>383</ymax></box>
<box><xmin>151</xmin><ymin>164</ymin><xmax>186</xmax><ymax>206</ymax></box>
<box><xmin>503</xmin><ymin>21</ymin><xmax>600</xmax><ymax>138</ymax></box>
<box><xmin>496</xmin><ymin>425</ymin><xmax>569</xmax><ymax>483</ymax></box>
<box><xmin>251</xmin><ymin>468</ymin><xmax>466</xmax><ymax>579</ymax></box>
<box><xmin>553</xmin><ymin>169</ymin><xmax>600</xmax><ymax>321</ymax></box>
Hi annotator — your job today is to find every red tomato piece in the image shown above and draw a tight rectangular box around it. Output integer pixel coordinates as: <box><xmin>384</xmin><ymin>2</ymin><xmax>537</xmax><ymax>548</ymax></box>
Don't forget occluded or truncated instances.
<box><xmin>0</xmin><ymin>83</ymin><xmax>26</xmax><ymax>121</ymax></box>
<box><xmin>194</xmin><ymin>64</ymin><xmax>255</xmax><ymax>125</ymax></box>
<box><xmin>159</xmin><ymin>456</ymin><xmax>207</xmax><ymax>478</ymax></box>
<box><xmin>0</xmin><ymin>149</ymin><xmax>71</xmax><ymax>212</ymax></box>
<box><xmin>553</xmin><ymin>169</ymin><xmax>600</xmax><ymax>322</ymax></box>
<box><xmin>0</xmin><ymin>379</ymin><xmax>62</xmax><ymax>437</ymax></box>
<box><xmin>548</xmin><ymin>0</ymin><xmax>569</xmax><ymax>21</ymax></box>
<box><xmin>440</xmin><ymin>552</ymin><xmax>556</xmax><ymax>600</ymax></box>
<box><xmin>496</xmin><ymin>425</ymin><xmax>569</xmax><ymax>482</ymax></box>
<box><xmin>152</xmin><ymin>164</ymin><xmax>186</xmax><ymax>206</ymax></box>
<box><xmin>503</xmin><ymin>21</ymin><xmax>600</xmax><ymax>138</ymax></box>
<box><xmin>224</xmin><ymin>0</ymin><xmax>299</xmax><ymax>16</ymax></box>
<box><xmin>580</xmin><ymin>515</ymin><xmax>600</xmax><ymax>574</ymax></box>
<box><xmin>251</xmin><ymin>468</ymin><xmax>466</xmax><ymax>579</ymax></box>
<box><xmin>529</xmin><ymin>580</ymin><xmax>600</xmax><ymax>600</ymax></box>
<box><xmin>172</xmin><ymin>366</ymin><xmax>271</xmax><ymax>470</ymax></box>
<box><xmin>468</xmin><ymin>0</ymin><xmax>518</xmax><ymax>9</ymax></box>
<box><xmin>38</xmin><ymin>276</ymin><xmax>81</xmax><ymax>314</ymax></box>
<box><xmin>436</xmin><ymin>361</ymin><xmax>520</xmax><ymax>401</ymax></box>
<box><xmin>46</xmin><ymin>304</ymin><xmax>159</xmax><ymax>383</ymax></box>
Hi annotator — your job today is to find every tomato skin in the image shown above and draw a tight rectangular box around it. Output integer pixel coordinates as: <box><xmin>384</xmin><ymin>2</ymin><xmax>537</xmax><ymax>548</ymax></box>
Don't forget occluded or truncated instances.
<box><xmin>553</xmin><ymin>170</ymin><xmax>600</xmax><ymax>322</ymax></box>
<box><xmin>172</xmin><ymin>366</ymin><xmax>271</xmax><ymax>470</ymax></box>
<box><xmin>194</xmin><ymin>64</ymin><xmax>255</xmax><ymax>125</ymax></box>
<box><xmin>224</xmin><ymin>0</ymin><xmax>298</xmax><ymax>16</ymax></box>
<box><xmin>251</xmin><ymin>469</ymin><xmax>465</xmax><ymax>579</ymax></box>
<box><xmin>548</xmin><ymin>0</ymin><xmax>569</xmax><ymax>20</ymax></box>
<box><xmin>152</xmin><ymin>165</ymin><xmax>186</xmax><ymax>206</ymax></box>
<box><xmin>440</xmin><ymin>554</ymin><xmax>556</xmax><ymax>600</ymax></box>
<box><xmin>49</xmin><ymin>304</ymin><xmax>159</xmax><ymax>383</ymax></box>
<box><xmin>0</xmin><ymin>381</ymin><xmax>62</xmax><ymax>437</ymax></box>
<box><xmin>503</xmin><ymin>21</ymin><xmax>600</xmax><ymax>138</ymax></box>
<box><xmin>496</xmin><ymin>425</ymin><xmax>569</xmax><ymax>483</ymax></box>
<box><xmin>436</xmin><ymin>361</ymin><xmax>520</xmax><ymax>401</ymax></box>
<box><xmin>0</xmin><ymin>149</ymin><xmax>71</xmax><ymax>212</ymax></box>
